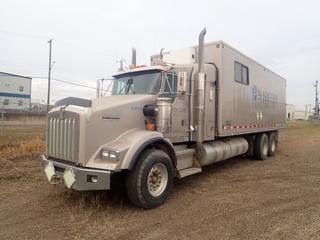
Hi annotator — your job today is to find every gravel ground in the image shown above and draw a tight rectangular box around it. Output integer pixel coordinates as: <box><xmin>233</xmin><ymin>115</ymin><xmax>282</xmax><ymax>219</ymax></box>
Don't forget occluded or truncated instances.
<box><xmin>0</xmin><ymin>122</ymin><xmax>320</xmax><ymax>240</ymax></box>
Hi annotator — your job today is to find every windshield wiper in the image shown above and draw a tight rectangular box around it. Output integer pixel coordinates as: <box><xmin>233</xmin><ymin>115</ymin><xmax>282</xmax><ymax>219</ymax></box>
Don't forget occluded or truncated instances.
<box><xmin>125</xmin><ymin>78</ymin><xmax>135</xmax><ymax>94</ymax></box>
<box><xmin>118</xmin><ymin>78</ymin><xmax>134</xmax><ymax>95</ymax></box>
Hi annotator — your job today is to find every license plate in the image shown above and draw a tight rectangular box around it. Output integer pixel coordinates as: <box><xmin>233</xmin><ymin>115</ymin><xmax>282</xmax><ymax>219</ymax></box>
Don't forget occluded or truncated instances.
<box><xmin>63</xmin><ymin>168</ymin><xmax>76</xmax><ymax>189</ymax></box>
<box><xmin>44</xmin><ymin>161</ymin><xmax>55</xmax><ymax>182</ymax></box>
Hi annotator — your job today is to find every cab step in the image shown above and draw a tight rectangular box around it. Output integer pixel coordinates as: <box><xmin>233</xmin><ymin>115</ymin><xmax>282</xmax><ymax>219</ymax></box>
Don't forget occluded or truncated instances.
<box><xmin>178</xmin><ymin>167</ymin><xmax>202</xmax><ymax>178</ymax></box>
<box><xmin>173</xmin><ymin>145</ymin><xmax>196</xmax><ymax>171</ymax></box>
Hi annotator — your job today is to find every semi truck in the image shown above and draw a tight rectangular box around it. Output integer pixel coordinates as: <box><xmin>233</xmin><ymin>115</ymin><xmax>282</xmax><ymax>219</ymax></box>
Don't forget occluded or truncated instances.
<box><xmin>42</xmin><ymin>28</ymin><xmax>286</xmax><ymax>208</ymax></box>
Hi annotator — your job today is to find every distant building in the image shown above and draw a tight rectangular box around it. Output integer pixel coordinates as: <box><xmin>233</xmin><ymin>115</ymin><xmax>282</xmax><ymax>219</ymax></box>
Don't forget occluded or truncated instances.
<box><xmin>294</xmin><ymin>110</ymin><xmax>313</xmax><ymax>120</ymax></box>
<box><xmin>0</xmin><ymin>72</ymin><xmax>31</xmax><ymax>110</ymax></box>
<box><xmin>286</xmin><ymin>104</ymin><xmax>313</xmax><ymax>121</ymax></box>
<box><xmin>286</xmin><ymin>104</ymin><xmax>295</xmax><ymax>120</ymax></box>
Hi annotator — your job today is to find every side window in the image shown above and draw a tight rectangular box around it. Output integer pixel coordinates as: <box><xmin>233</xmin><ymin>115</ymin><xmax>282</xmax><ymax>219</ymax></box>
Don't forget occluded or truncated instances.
<box><xmin>242</xmin><ymin>65</ymin><xmax>249</xmax><ymax>85</ymax></box>
<box><xmin>164</xmin><ymin>73</ymin><xmax>177</xmax><ymax>99</ymax></box>
<box><xmin>234</xmin><ymin>61</ymin><xmax>249</xmax><ymax>85</ymax></box>
<box><xmin>3</xmin><ymin>99</ymin><xmax>9</xmax><ymax>105</ymax></box>
<box><xmin>19</xmin><ymin>86</ymin><xmax>24</xmax><ymax>92</ymax></box>
<box><xmin>18</xmin><ymin>100</ymin><xmax>23</xmax><ymax>106</ymax></box>
<box><xmin>235</xmin><ymin>62</ymin><xmax>242</xmax><ymax>82</ymax></box>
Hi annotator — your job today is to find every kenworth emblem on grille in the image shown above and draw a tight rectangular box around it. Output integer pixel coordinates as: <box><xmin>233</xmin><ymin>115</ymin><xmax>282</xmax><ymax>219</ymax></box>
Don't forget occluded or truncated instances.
<box><xmin>59</xmin><ymin>106</ymin><xmax>66</xmax><ymax>119</ymax></box>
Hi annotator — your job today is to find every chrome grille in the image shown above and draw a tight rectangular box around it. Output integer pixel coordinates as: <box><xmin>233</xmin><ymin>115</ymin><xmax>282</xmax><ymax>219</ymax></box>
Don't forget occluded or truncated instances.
<box><xmin>47</xmin><ymin>117</ymin><xmax>79</xmax><ymax>162</ymax></box>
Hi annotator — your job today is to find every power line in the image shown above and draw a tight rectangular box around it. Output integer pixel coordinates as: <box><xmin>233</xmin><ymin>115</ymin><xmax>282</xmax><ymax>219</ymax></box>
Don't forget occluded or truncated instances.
<box><xmin>52</xmin><ymin>77</ymin><xmax>97</xmax><ymax>90</ymax></box>
<box><xmin>32</xmin><ymin>76</ymin><xmax>98</xmax><ymax>90</ymax></box>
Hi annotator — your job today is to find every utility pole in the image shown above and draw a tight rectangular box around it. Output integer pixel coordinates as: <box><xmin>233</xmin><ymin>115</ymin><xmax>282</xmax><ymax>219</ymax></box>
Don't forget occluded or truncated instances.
<box><xmin>305</xmin><ymin>104</ymin><xmax>307</xmax><ymax>120</ymax></box>
<box><xmin>96</xmin><ymin>78</ymin><xmax>114</xmax><ymax>97</ymax></box>
<box><xmin>96</xmin><ymin>79</ymin><xmax>100</xmax><ymax>98</ymax></box>
<box><xmin>96</xmin><ymin>78</ymin><xmax>105</xmax><ymax>97</ymax></box>
<box><xmin>47</xmin><ymin>39</ymin><xmax>52</xmax><ymax>112</ymax></box>
<box><xmin>314</xmin><ymin>80</ymin><xmax>319</xmax><ymax>116</ymax></box>
<box><xmin>1</xmin><ymin>102</ymin><xmax>4</xmax><ymax>121</ymax></box>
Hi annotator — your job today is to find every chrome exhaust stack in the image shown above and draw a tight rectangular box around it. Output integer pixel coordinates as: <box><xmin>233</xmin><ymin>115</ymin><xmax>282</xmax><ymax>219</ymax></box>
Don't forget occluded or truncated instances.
<box><xmin>131</xmin><ymin>47</ymin><xmax>136</xmax><ymax>66</ymax></box>
<box><xmin>195</xmin><ymin>28</ymin><xmax>206</xmax><ymax>153</ymax></box>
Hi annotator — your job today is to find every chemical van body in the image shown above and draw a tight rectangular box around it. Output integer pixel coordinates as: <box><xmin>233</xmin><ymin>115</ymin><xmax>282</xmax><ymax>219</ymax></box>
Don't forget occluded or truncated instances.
<box><xmin>42</xmin><ymin>29</ymin><xmax>286</xmax><ymax>208</ymax></box>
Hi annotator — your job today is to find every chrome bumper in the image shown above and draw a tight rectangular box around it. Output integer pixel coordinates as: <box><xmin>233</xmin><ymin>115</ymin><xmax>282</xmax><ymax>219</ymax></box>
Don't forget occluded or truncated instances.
<box><xmin>41</xmin><ymin>155</ymin><xmax>111</xmax><ymax>191</ymax></box>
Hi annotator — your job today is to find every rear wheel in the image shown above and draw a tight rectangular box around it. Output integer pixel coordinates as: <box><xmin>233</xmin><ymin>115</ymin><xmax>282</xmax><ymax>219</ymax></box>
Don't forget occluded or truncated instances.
<box><xmin>126</xmin><ymin>149</ymin><xmax>174</xmax><ymax>208</ymax></box>
<box><xmin>268</xmin><ymin>132</ymin><xmax>277</xmax><ymax>157</ymax></box>
<box><xmin>254</xmin><ymin>133</ymin><xmax>269</xmax><ymax>160</ymax></box>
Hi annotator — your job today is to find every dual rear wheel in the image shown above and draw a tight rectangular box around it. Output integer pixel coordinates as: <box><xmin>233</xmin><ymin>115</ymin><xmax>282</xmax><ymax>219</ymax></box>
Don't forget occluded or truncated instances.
<box><xmin>254</xmin><ymin>132</ymin><xmax>278</xmax><ymax>160</ymax></box>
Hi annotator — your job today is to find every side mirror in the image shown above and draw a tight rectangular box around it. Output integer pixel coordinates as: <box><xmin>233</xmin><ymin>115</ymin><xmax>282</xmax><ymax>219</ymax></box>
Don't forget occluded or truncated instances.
<box><xmin>177</xmin><ymin>72</ymin><xmax>187</xmax><ymax>93</ymax></box>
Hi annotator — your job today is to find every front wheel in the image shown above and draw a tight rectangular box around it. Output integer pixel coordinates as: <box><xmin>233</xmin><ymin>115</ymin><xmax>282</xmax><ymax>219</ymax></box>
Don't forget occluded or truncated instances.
<box><xmin>126</xmin><ymin>149</ymin><xmax>174</xmax><ymax>208</ymax></box>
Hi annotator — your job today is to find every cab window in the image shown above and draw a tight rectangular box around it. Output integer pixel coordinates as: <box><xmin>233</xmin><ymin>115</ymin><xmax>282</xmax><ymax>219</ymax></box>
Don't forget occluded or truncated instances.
<box><xmin>163</xmin><ymin>73</ymin><xmax>178</xmax><ymax>99</ymax></box>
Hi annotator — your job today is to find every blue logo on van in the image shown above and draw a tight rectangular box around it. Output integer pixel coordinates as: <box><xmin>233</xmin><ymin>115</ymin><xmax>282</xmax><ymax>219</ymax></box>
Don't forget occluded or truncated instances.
<box><xmin>252</xmin><ymin>85</ymin><xmax>258</xmax><ymax>101</ymax></box>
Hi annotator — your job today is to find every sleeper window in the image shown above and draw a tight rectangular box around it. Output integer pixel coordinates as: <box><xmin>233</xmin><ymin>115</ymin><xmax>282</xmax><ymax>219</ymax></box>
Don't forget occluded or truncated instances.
<box><xmin>234</xmin><ymin>61</ymin><xmax>249</xmax><ymax>85</ymax></box>
<box><xmin>235</xmin><ymin>62</ymin><xmax>242</xmax><ymax>82</ymax></box>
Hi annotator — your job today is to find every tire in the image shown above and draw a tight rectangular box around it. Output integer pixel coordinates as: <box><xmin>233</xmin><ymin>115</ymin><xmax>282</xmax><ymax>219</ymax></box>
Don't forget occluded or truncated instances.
<box><xmin>126</xmin><ymin>149</ymin><xmax>174</xmax><ymax>209</ymax></box>
<box><xmin>268</xmin><ymin>132</ymin><xmax>277</xmax><ymax>157</ymax></box>
<box><xmin>253</xmin><ymin>133</ymin><xmax>269</xmax><ymax>160</ymax></box>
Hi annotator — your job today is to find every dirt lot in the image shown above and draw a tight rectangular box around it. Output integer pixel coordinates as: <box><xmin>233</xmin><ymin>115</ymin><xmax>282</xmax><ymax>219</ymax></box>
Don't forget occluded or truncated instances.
<box><xmin>0</xmin><ymin>122</ymin><xmax>320</xmax><ymax>240</ymax></box>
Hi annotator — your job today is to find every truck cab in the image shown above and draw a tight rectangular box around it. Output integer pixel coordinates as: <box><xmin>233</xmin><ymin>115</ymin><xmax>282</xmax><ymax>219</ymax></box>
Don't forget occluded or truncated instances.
<box><xmin>42</xmin><ymin>63</ymin><xmax>197</xmax><ymax>208</ymax></box>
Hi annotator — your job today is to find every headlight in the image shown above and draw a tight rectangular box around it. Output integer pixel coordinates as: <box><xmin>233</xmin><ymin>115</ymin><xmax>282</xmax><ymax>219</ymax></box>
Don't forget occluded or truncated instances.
<box><xmin>101</xmin><ymin>150</ymin><xmax>109</xmax><ymax>159</ymax></box>
<box><xmin>109</xmin><ymin>151</ymin><xmax>118</xmax><ymax>159</ymax></box>
<box><xmin>101</xmin><ymin>149</ymin><xmax>119</xmax><ymax>161</ymax></box>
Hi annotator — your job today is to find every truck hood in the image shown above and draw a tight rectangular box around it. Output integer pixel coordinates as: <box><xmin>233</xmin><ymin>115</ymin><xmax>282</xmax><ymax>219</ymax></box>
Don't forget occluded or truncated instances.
<box><xmin>84</xmin><ymin>94</ymin><xmax>156</xmax><ymax>163</ymax></box>
<box><xmin>91</xmin><ymin>94</ymin><xmax>155</xmax><ymax>113</ymax></box>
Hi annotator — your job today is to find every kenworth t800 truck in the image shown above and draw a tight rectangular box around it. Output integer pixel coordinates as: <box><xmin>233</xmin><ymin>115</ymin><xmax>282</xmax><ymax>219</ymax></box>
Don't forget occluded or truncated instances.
<box><xmin>42</xmin><ymin>29</ymin><xmax>286</xmax><ymax>208</ymax></box>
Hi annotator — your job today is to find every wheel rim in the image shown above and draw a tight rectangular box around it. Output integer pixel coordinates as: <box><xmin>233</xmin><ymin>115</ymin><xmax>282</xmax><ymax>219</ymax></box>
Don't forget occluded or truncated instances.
<box><xmin>262</xmin><ymin>138</ymin><xmax>268</xmax><ymax>156</ymax></box>
<box><xmin>271</xmin><ymin>138</ymin><xmax>276</xmax><ymax>152</ymax></box>
<box><xmin>147</xmin><ymin>163</ymin><xmax>168</xmax><ymax>197</ymax></box>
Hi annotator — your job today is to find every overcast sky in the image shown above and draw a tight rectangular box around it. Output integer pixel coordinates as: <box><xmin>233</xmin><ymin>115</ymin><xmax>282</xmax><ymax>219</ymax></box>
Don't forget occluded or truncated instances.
<box><xmin>1</xmin><ymin>0</ymin><xmax>319</xmax><ymax>109</ymax></box>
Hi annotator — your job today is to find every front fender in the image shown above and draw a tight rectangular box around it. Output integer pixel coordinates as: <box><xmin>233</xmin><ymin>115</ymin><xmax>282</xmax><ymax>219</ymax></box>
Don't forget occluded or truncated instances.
<box><xmin>85</xmin><ymin>128</ymin><xmax>173</xmax><ymax>171</ymax></box>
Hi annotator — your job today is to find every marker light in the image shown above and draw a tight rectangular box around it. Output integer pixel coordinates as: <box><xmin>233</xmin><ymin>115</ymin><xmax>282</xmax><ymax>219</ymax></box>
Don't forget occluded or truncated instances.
<box><xmin>146</xmin><ymin>123</ymin><xmax>155</xmax><ymax>131</ymax></box>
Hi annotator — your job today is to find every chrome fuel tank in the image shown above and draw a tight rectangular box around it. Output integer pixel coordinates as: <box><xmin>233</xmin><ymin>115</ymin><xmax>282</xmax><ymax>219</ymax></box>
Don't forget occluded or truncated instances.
<box><xmin>199</xmin><ymin>137</ymin><xmax>248</xmax><ymax>166</ymax></box>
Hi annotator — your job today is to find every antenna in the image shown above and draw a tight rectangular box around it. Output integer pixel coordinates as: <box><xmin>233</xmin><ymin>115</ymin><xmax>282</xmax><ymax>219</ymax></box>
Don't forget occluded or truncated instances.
<box><xmin>117</xmin><ymin>58</ymin><xmax>125</xmax><ymax>72</ymax></box>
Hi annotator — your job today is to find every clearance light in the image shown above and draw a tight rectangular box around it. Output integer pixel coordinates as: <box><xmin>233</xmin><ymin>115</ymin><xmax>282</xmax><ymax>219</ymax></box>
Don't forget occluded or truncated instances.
<box><xmin>130</xmin><ymin>64</ymin><xmax>147</xmax><ymax>69</ymax></box>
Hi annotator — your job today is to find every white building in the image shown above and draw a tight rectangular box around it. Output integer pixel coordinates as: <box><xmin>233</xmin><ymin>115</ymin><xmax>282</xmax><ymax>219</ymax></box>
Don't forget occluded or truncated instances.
<box><xmin>286</xmin><ymin>104</ymin><xmax>313</xmax><ymax>121</ymax></box>
<box><xmin>286</xmin><ymin>104</ymin><xmax>295</xmax><ymax>120</ymax></box>
<box><xmin>0</xmin><ymin>72</ymin><xmax>32</xmax><ymax>110</ymax></box>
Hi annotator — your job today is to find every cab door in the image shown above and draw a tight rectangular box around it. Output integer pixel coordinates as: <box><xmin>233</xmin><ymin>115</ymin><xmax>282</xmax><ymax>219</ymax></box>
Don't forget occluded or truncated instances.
<box><xmin>162</xmin><ymin>71</ymin><xmax>189</xmax><ymax>143</ymax></box>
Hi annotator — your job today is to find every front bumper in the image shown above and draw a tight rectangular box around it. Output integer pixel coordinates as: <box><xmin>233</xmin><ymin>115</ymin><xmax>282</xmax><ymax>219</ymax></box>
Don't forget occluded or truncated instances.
<box><xmin>41</xmin><ymin>155</ymin><xmax>111</xmax><ymax>191</ymax></box>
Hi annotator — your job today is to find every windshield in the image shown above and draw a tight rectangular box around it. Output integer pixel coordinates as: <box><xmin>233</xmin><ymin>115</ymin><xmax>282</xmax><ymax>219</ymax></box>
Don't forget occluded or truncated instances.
<box><xmin>112</xmin><ymin>70</ymin><xmax>161</xmax><ymax>95</ymax></box>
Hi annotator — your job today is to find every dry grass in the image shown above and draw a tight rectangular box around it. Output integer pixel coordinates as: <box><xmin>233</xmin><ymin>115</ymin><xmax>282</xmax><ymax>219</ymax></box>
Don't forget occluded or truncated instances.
<box><xmin>0</xmin><ymin>126</ymin><xmax>45</xmax><ymax>181</ymax></box>
<box><xmin>0</xmin><ymin>136</ymin><xmax>45</xmax><ymax>160</ymax></box>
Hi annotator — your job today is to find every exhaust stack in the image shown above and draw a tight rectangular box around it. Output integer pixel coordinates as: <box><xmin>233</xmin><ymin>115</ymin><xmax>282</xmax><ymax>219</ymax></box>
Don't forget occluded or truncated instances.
<box><xmin>132</xmin><ymin>47</ymin><xmax>136</xmax><ymax>66</ymax></box>
<box><xmin>196</xmin><ymin>28</ymin><xmax>206</xmax><ymax>153</ymax></box>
